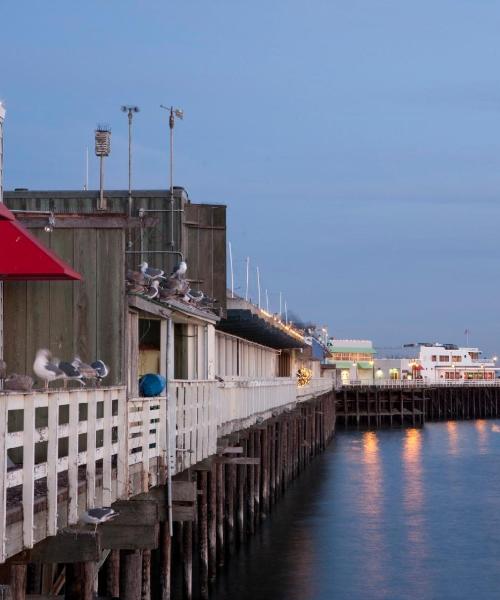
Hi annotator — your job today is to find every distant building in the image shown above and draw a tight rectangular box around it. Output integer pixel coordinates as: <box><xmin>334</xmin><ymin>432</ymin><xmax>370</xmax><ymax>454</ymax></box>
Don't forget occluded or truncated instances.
<box><xmin>418</xmin><ymin>343</ymin><xmax>497</xmax><ymax>383</ymax></box>
<box><xmin>373</xmin><ymin>357</ymin><xmax>418</xmax><ymax>381</ymax></box>
<box><xmin>325</xmin><ymin>339</ymin><xmax>375</xmax><ymax>384</ymax></box>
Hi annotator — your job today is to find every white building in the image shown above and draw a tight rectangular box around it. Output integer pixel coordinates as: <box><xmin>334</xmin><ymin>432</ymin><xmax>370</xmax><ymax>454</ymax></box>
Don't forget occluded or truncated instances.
<box><xmin>418</xmin><ymin>343</ymin><xmax>497</xmax><ymax>383</ymax></box>
<box><xmin>326</xmin><ymin>339</ymin><xmax>375</xmax><ymax>384</ymax></box>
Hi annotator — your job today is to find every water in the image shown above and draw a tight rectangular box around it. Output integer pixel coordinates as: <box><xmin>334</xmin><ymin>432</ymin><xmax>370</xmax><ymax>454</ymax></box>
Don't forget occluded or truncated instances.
<box><xmin>212</xmin><ymin>420</ymin><xmax>500</xmax><ymax>600</ymax></box>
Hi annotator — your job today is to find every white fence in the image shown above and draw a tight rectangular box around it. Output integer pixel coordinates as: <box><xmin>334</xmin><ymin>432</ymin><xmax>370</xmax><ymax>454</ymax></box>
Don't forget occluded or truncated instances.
<box><xmin>171</xmin><ymin>376</ymin><xmax>333</xmax><ymax>471</ymax></box>
<box><xmin>0</xmin><ymin>387</ymin><xmax>127</xmax><ymax>562</ymax></box>
<box><xmin>0</xmin><ymin>376</ymin><xmax>333</xmax><ymax>562</ymax></box>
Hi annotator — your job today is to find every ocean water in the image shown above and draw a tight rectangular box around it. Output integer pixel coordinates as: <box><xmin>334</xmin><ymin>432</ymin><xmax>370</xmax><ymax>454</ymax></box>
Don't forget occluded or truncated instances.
<box><xmin>212</xmin><ymin>420</ymin><xmax>500</xmax><ymax>600</ymax></box>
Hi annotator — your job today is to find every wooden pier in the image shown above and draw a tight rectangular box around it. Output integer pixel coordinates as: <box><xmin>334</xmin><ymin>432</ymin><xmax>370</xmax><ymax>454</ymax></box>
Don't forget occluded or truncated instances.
<box><xmin>336</xmin><ymin>384</ymin><xmax>500</xmax><ymax>428</ymax></box>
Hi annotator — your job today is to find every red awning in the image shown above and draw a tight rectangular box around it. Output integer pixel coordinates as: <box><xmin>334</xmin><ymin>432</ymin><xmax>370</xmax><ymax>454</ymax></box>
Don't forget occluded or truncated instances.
<box><xmin>0</xmin><ymin>204</ymin><xmax>82</xmax><ymax>281</ymax></box>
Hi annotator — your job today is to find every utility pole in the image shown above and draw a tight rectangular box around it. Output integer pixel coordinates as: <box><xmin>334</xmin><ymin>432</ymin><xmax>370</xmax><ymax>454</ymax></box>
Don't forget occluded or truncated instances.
<box><xmin>121</xmin><ymin>106</ymin><xmax>140</xmax><ymax>216</ymax></box>
<box><xmin>160</xmin><ymin>105</ymin><xmax>184</xmax><ymax>248</ymax></box>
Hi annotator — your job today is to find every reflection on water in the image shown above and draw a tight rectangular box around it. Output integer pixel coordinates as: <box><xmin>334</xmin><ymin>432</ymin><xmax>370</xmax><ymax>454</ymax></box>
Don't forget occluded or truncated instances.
<box><xmin>212</xmin><ymin>420</ymin><xmax>500</xmax><ymax>600</ymax></box>
<box><xmin>447</xmin><ymin>421</ymin><xmax>459</xmax><ymax>456</ymax></box>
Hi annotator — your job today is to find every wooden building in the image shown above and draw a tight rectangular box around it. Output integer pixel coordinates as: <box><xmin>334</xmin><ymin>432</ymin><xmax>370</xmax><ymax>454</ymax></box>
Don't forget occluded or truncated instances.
<box><xmin>0</xmin><ymin>188</ymin><xmax>333</xmax><ymax>598</ymax></box>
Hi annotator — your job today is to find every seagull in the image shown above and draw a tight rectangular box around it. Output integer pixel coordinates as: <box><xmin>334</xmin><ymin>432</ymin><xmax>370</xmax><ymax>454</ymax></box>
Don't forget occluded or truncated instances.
<box><xmin>186</xmin><ymin>290</ymin><xmax>204</xmax><ymax>304</ymax></box>
<box><xmin>126</xmin><ymin>269</ymin><xmax>147</xmax><ymax>285</ymax></box>
<box><xmin>33</xmin><ymin>349</ymin><xmax>66</xmax><ymax>390</ymax></box>
<box><xmin>144</xmin><ymin>279</ymin><xmax>160</xmax><ymax>300</ymax></box>
<box><xmin>139</xmin><ymin>262</ymin><xmax>165</xmax><ymax>280</ymax></box>
<box><xmin>91</xmin><ymin>360</ymin><xmax>109</xmax><ymax>382</ymax></box>
<box><xmin>57</xmin><ymin>361</ymin><xmax>85</xmax><ymax>387</ymax></box>
<box><xmin>170</xmin><ymin>261</ymin><xmax>187</xmax><ymax>279</ymax></box>
<box><xmin>4</xmin><ymin>374</ymin><xmax>33</xmax><ymax>392</ymax></box>
<box><xmin>72</xmin><ymin>357</ymin><xmax>99</xmax><ymax>381</ymax></box>
<box><xmin>80</xmin><ymin>507</ymin><xmax>118</xmax><ymax>533</ymax></box>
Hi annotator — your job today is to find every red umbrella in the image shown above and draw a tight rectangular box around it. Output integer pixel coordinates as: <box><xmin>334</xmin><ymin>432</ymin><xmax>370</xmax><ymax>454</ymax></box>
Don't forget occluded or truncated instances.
<box><xmin>0</xmin><ymin>204</ymin><xmax>81</xmax><ymax>281</ymax></box>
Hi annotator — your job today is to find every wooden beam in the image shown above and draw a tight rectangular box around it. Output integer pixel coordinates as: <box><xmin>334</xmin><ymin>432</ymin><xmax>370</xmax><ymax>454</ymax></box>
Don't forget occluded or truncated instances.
<box><xmin>100</xmin><ymin>525</ymin><xmax>159</xmax><ymax>551</ymax></box>
<box><xmin>30</xmin><ymin>531</ymin><xmax>100</xmax><ymax>564</ymax></box>
<box><xmin>213</xmin><ymin>457</ymin><xmax>260</xmax><ymax>465</ymax></box>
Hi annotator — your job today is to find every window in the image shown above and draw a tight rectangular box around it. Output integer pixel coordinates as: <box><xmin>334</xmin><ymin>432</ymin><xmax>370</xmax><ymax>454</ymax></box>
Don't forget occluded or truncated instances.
<box><xmin>431</xmin><ymin>355</ymin><xmax>437</xmax><ymax>362</ymax></box>
<box><xmin>445</xmin><ymin>371</ymin><xmax>460</xmax><ymax>380</ymax></box>
<box><xmin>452</xmin><ymin>356</ymin><xmax>462</xmax><ymax>363</ymax></box>
<box><xmin>439</xmin><ymin>355</ymin><xmax>449</xmax><ymax>362</ymax></box>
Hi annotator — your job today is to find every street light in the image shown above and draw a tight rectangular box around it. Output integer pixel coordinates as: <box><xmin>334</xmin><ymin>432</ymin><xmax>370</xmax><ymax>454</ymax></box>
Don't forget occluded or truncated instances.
<box><xmin>160</xmin><ymin>105</ymin><xmax>184</xmax><ymax>248</ymax></box>
<box><xmin>120</xmin><ymin>105</ymin><xmax>140</xmax><ymax>218</ymax></box>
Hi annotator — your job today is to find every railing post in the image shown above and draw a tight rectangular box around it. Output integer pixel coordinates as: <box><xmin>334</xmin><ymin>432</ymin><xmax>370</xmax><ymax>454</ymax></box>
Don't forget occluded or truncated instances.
<box><xmin>22</xmin><ymin>393</ymin><xmax>35</xmax><ymax>549</ymax></box>
<box><xmin>0</xmin><ymin>395</ymin><xmax>7</xmax><ymax>562</ymax></box>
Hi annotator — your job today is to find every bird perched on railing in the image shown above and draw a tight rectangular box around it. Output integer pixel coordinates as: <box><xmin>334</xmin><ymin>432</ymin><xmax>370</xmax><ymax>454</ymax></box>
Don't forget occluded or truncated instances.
<box><xmin>80</xmin><ymin>507</ymin><xmax>118</xmax><ymax>533</ymax></box>
<box><xmin>91</xmin><ymin>360</ymin><xmax>109</xmax><ymax>383</ymax></box>
<box><xmin>33</xmin><ymin>349</ymin><xmax>66</xmax><ymax>389</ymax></box>
<box><xmin>139</xmin><ymin>262</ymin><xmax>165</xmax><ymax>281</ymax></box>
<box><xmin>4</xmin><ymin>374</ymin><xmax>33</xmax><ymax>392</ymax></box>
<box><xmin>57</xmin><ymin>361</ymin><xmax>85</xmax><ymax>387</ymax></box>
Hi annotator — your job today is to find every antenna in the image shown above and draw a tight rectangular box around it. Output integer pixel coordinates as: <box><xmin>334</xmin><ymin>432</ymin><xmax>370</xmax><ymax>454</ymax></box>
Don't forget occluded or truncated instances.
<box><xmin>284</xmin><ymin>300</ymin><xmax>288</xmax><ymax>325</ymax></box>
<box><xmin>228</xmin><ymin>242</ymin><xmax>234</xmax><ymax>298</ymax></box>
<box><xmin>95</xmin><ymin>125</ymin><xmax>111</xmax><ymax>210</ymax></box>
<box><xmin>84</xmin><ymin>147</ymin><xmax>88</xmax><ymax>191</ymax></box>
<box><xmin>265</xmin><ymin>289</ymin><xmax>269</xmax><ymax>312</ymax></box>
<box><xmin>245</xmin><ymin>257</ymin><xmax>250</xmax><ymax>301</ymax></box>
<box><xmin>256</xmin><ymin>266</ymin><xmax>261</xmax><ymax>309</ymax></box>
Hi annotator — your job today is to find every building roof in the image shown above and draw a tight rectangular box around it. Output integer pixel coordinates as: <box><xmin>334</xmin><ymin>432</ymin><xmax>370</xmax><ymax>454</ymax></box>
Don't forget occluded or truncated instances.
<box><xmin>218</xmin><ymin>296</ymin><xmax>307</xmax><ymax>350</ymax></box>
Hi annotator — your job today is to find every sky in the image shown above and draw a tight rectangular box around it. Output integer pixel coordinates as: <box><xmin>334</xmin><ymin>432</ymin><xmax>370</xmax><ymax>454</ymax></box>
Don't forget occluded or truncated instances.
<box><xmin>2</xmin><ymin>1</ymin><xmax>500</xmax><ymax>354</ymax></box>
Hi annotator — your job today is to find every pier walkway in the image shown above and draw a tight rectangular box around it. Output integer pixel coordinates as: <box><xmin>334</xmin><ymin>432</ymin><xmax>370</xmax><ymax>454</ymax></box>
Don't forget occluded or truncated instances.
<box><xmin>0</xmin><ymin>377</ymin><xmax>333</xmax><ymax>563</ymax></box>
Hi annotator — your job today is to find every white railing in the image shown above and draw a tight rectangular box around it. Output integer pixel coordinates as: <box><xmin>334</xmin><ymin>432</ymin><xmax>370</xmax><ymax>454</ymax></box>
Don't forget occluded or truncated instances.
<box><xmin>297</xmin><ymin>377</ymin><xmax>334</xmax><ymax>401</ymax></box>
<box><xmin>0</xmin><ymin>376</ymin><xmax>333</xmax><ymax>563</ymax></box>
<box><xmin>346</xmin><ymin>379</ymin><xmax>500</xmax><ymax>388</ymax></box>
<box><xmin>171</xmin><ymin>376</ymin><xmax>333</xmax><ymax>472</ymax></box>
<box><xmin>0</xmin><ymin>387</ymin><xmax>127</xmax><ymax>562</ymax></box>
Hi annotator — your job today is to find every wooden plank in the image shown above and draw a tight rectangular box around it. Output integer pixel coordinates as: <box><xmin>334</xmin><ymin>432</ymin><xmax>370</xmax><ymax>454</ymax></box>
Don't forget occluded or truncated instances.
<box><xmin>100</xmin><ymin>524</ymin><xmax>159</xmax><ymax>551</ymax></box>
<box><xmin>31</xmin><ymin>530</ymin><xmax>100</xmax><ymax>563</ymax></box>
<box><xmin>2</xmin><ymin>282</ymin><xmax>27</xmax><ymax>376</ymax></box>
<box><xmin>73</xmin><ymin>228</ymin><xmax>97</xmax><ymax>366</ymax></box>
<box><xmin>0</xmin><ymin>397</ymin><xmax>6</xmax><ymax>562</ymax></box>
<box><xmin>127</xmin><ymin>294</ymin><xmax>172</xmax><ymax>319</ymax></box>
<box><xmin>172</xmin><ymin>481</ymin><xmax>196</xmax><ymax>503</ymax></box>
<box><xmin>49</xmin><ymin>230</ymin><xmax>75</xmax><ymax>363</ymax></box>
<box><xmin>68</xmin><ymin>390</ymin><xmax>80</xmax><ymax>524</ymax></box>
<box><xmin>86</xmin><ymin>391</ymin><xmax>97</xmax><ymax>509</ymax></box>
<box><xmin>213</xmin><ymin>457</ymin><xmax>260</xmax><ymax>465</ymax></box>
<box><xmin>102</xmin><ymin>390</ymin><xmax>113</xmax><ymax>507</ymax></box>
<box><xmin>172</xmin><ymin>505</ymin><xmax>196</xmax><ymax>522</ymax></box>
<box><xmin>46</xmin><ymin>392</ymin><xmax>60</xmax><ymax>536</ymax></box>
<box><xmin>142</xmin><ymin>400</ymin><xmax>150</xmax><ymax>492</ymax></box>
<box><xmin>217</xmin><ymin>446</ymin><xmax>243</xmax><ymax>454</ymax></box>
<box><xmin>96</xmin><ymin>229</ymin><xmax>124</xmax><ymax>386</ymax></box>
<box><xmin>23</xmin><ymin>394</ymin><xmax>36</xmax><ymax>548</ymax></box>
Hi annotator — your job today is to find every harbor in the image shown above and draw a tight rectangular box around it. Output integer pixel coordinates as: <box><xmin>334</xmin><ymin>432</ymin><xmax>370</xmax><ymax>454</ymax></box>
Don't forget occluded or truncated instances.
<box><xmin>3</xmin><ymin>2</ymin><xmax>500</xmax><ymax>597</ymax></box>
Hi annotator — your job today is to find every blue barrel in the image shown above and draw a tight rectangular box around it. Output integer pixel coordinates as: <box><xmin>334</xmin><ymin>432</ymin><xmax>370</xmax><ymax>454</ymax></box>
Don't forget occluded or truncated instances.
<box><xmin>139</xmin><ymin>373</ymin><xmax>166</xmax><ymax>397</ymax></box>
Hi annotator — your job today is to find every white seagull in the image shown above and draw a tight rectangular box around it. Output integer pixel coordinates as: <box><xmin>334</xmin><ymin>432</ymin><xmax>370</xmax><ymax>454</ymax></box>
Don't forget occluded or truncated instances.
<box><xmin>80</xmin><ymin>507</ymin><xmax>118</xmax><ymax>532</ymax></box>
<box><xmin>33</xmin><ymin>349</ymin><xmax>66</xmax><ymax>390</ymax></box>
<box><xmin>139</xmin><ymin>262</ymin><xmax>165</xmax><ymax>280</ymax></box>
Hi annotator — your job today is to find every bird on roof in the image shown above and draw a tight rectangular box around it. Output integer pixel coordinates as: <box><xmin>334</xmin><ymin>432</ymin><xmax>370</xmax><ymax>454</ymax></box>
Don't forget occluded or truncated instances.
<box><xmin>33</xmin><ymin>349</ymin><xmax>66</xmax><ymax>390</ymax></box>
<box><xmin>57</xmin><ymin>361</ymin><xmax>85</xmax><ymax>387</ymax></box>
<box><xmin>126</xmin><ymin>269</ymin><xmax>147</xmax><ymax>285</ymax></box>
<box><xmin>144</xmin><ymin>279</ymin><xmax>160</xmax><ymax>300</ymax></box>
<box><xmin>139</xmin><ymin>262</ymin><xmax>164</xmax><ymax>280</ymax></box>
<box><xmin>80</xmin><ymin>507</ymin><xmax>118</xmax><ymax>533</ymax></box>
<box><xmin>91</xmin><ymin>360</ymin><xmax>109</xmax><ymax>383</ymax></box>
<box><xmin>4</xmin><ymin>374</ymin><xmax>33</xmax><ymax>393</ymax></box>
<box><xmin>186</xmin><ymin>290</ymin><xmax>204</xmax><ymax>304</ymax></box>
<box><xmin>170</xmin><ymin>261</ymin><xmax>187</xmax><ymax>279</ymax></box>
